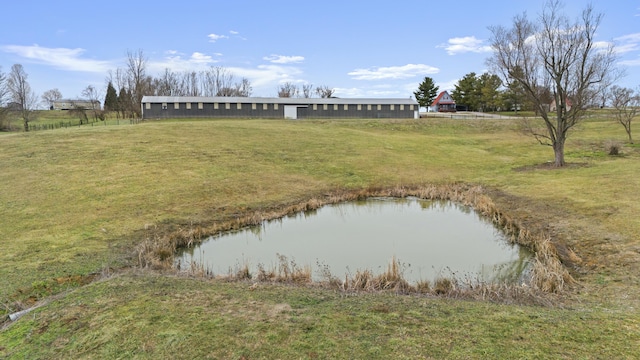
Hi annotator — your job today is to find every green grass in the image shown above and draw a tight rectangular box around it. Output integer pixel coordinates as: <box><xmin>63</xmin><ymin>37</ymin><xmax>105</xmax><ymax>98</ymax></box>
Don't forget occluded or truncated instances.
<box><xmin>1</xmin><ymin>115</ymin><xmax>640</xmax><ymax>358</ymax></box>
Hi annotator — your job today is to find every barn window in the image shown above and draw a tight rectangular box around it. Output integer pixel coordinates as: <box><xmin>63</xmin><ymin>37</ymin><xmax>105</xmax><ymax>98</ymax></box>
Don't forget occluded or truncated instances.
<box><xmin>198</xmin><ymin>102</ymin><xmax>203</xmax><ymax>109</ymax></box>
<box><xmin>333</xmin><ymin>104</ymin><xmax>338</xmax><ymax>110</ymax></box>
<box><xmin>252</xmin><ymin>103</ymin><xmax>257</xmax><ymax>110</ymax></box>
<box><xmin>174</xmin><ymin>102</ymin><xmax>180</xmax><ymax>109</ymax></box>
<box><xmin>225</xmin><ymin>103</ymin><xmax>230</xmax><ymax>110</ymax></box>
<box><xmin>214</xmin><ymin>102</ymin><xmax>219</xmax><ymax>109</ymax></box>
<box><xmin>186</xmin><ymin>102</ymin><xmax>192</xmax><ymax>110</ymax></box>
<box><xmin>410</xmin><ymin>105</ymin><xmax>414</xmax><ymax>110</ymax></box>
<box><xmin>162</xmin><ymin>103</ymin><xmax>167</xmax><ymax>110</ymax></box>
<box><xmin>344</xmin><ymin>104</ymin><xmax>348</xmax><ymax>110</ymax></box>
<box><xmin>357</xmin><ymin>104</ymin><xmax>362</xmax><ymax>111</ymax></box>
<box><xmin>237</xmin><ymin>103</ymin><xmax>242</xmax><ymax>110</ymax></box>
<box><xmin>377</xmin><ymin>104</ymin><xmax>381</xmax><ymax>110</ymax></box>
<box><xmin>400</xmin><ymin>104</ymin><xmax>404</xmax><ymax>111</ymax></box>
<box><xmin>145</xmin><ymin>103</ymin><xmax>151</xmax><ymax>110</ymax></box>
<box><xmin>313</xmin><ymin>104</ymin><xmax>317</xmax><ymax>110</ymax></box>
<box><xmin>263</xmin><ymin>103</ymin><xmax>268</xmax><ymax>110</ymax></box>
<box><xmin>390</xmin><ymin>104</ymin><xmax>395</xmax><ymax>111</ymax></box>
<box><xmin>367</xmin><ymin>104</ymin><xmax>372</xmax><ymax>111</ymax></box>
<box><xmin>274</xmin><ymin>104</ymin><xmax>278</xmax><ymax>110</ymax></box>
<box><xmin>323</xmin><ymin>104</ymin><xmax>328</xmax><ymax>110</ymax></box>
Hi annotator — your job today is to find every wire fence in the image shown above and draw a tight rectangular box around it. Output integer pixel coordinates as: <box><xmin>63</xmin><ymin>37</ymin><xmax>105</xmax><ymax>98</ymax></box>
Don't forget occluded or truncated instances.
<box><xmin>25</xmin><ymin>118</ymin><xmax>143</xmax><ymax>132</ymax></box>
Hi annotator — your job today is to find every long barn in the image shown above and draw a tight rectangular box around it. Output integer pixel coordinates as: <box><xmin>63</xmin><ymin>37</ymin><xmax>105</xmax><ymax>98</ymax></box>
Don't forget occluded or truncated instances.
<box><xmin>141</xmin><ymin>96</ymin><xmax>419</xmax><ymax>120</ymax></box>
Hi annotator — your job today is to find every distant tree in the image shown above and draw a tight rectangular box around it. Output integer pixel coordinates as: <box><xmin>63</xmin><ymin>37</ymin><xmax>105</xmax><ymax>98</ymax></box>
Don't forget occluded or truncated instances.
<box><xmin>302</xmin><ymin>84</ymin><xmax>314</xmax><ymax>98</ymax></box>
<box><xmin>104</xmin><ymin>81</ymin><xmax>119</xmax><ymax>112</ymax></box>
<box><xmin>202</xmin><ymin>66</ymin><xmax>235</xmax><ymax>97</ymax></box>
<box><xmin>452</xmin><ymin>72</ymin><xmax>481</xmax><ymax>111</ymax></box>
<box><xmin>502</xmin><ymin>66</ymin><xmax>530</xmax><ymax>112</ymax></box>
<box><xmin>41</xmin><ymin>88</ymin><xmax>62</xmax><ymax>110</ymax></box>
<box><xmin>7</xmin><ymin>64</ymin><xmax>38</xmax><ymax>131</ymax></box>
<box><xmin>118</xmin><ymin>87</ymin><xmax>131</xmax><ymax>118</ymax></box>
<box><xmin>610</xmin><ymin>86</ymin><xmax>640</xmax><ymax>144</ymax></box>
<box><xmin>81</xmin><ymin>85</ymin><xmax>102</xmax><ymax>121</ymax></box>
<box><xmin>315</xmin><ymin>85</ymin><xmax>335</xmax><ymax>98</ymax></box>
<box><xmin>235</xmin><ymin>78</ymin><xmax>252</xmax><ymax>97</ymax></box>
<box><xmin>278</xmin><ymin>82</ymin><xmax>298</xmax><ymax>98</ymax></box>
<box><xmin>125</xmin><ymin>49</ymin><xmax>148</xmax><ymax>117</ymax></box>
<box><xmin>69</xmin><ymin>104</ymin><xmax>89</xmax><ymax>125</ymax></box>
<box><xmin>478</xmin><ymin>73</ymin><xmax>503</xmax><ymax>112</ymax></box>
<box><xmin>0</xmin><ymin>66</ymin><xmax>10</xmax><ymax>130</ymax></box>
<box><xmin>413</xmin><ymin>77</ymin><xmax>439</xmax><ymax>108</ymax></box>
<box><xmin>488</xmin><ymin>0</ymin><xmax>619</xmax><ymax>166</ymax></box>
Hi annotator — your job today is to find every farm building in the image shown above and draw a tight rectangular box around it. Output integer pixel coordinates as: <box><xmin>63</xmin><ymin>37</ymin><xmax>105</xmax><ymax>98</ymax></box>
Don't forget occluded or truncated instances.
<box><xmin>431</xmin><ymin>91</ymin><xmax>456</xmax><ymax>112</ymax></box>
<box><xmin>141</xmin><ymin>96</ymin><xmax>419</xmax><ymax>120</ymax></box>
<box><xmin>52</xmin><ymin>99</ymin><xmax>101</xmax><ymax>111</ymax></box>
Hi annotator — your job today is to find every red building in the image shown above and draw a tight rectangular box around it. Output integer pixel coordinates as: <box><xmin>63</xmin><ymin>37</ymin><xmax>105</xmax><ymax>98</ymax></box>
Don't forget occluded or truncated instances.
<box><xmin>431</xmin><ymin>91</ymin><xmax>456</xmax><ymax>112</ymax></box>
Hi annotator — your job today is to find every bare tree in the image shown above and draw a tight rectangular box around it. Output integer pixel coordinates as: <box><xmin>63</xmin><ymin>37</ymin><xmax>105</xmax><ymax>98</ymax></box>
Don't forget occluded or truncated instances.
<box><xmin>81</xmin><ymin>85</ymin><xmax>103</xmax><ymax>121</ymax></box>
<box><xmin>202</xmin><ymin>66</ymin><xmax>235</xmax><ymax>97</ymax></box>
<box><xmin>42</xmin><ymin>88</ymin><xmax>62</xmax><ymax>110</ymax></box>
<box><xmin>0</xmin><ymin>66</ymin><xmax>10</xmax><ymax>130</ymax></box>
<box><xmin>152</xmin><ymin>68</ymin><xmax>179</xmax><ymax>96</ymax></box>
<box><xmin>125</xmin><ymin>49</ymin><xmax>148</xmax><ymax>117</ymax></box>
<box><xmin>315</xmin><ymin>85</ymin><xmax>335</xmax><ymax>98</ymax></box>
<box><xmin>488</xmin><ymin>1</ymin><xmax>619</xmax><ymax>166</ymax></box>
<box><xmin>7</xmin><ymin>64</ymin><xmax>38</xmax><ymax>132</ymax></box>
<box><xmin>277</xmin><ymin>82</ymin><xmax>298</xmax><ymax>98</ymax></box>
<box><xmin>236</xmin><ymin>77</ymin><xmax>252</xmax><ymax>97</ymax></box>
<box><xmin>302</xmin><ymin>84</ymin><xmax>314</xmax><ymax>98</ymax></box>
<box><xmin>610</xmin><ymin>86</ymin><xmax>640</xmax><ymax>143</ymax></box>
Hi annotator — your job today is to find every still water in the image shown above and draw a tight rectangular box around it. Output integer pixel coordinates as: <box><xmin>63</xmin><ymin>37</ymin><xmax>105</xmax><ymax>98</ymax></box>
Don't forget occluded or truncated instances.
<box><xmin>177</xmin><ymin>198</ymin><xmax>532</xmax><ymax>284</ymax></box>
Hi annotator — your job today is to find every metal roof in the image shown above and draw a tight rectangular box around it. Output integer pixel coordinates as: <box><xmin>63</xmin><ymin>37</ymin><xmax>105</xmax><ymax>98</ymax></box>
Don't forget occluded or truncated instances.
<box><xmin>141</xmin><ymin>96</ymin><xmax>418</xmax><ymax>106</ymax></box>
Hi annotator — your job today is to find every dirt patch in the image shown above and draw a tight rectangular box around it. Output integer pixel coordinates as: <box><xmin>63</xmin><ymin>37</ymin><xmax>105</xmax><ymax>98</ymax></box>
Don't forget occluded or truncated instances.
<box><xmin>512</xmin><ymin>162</ymin><xmax>590</xmax><ymax>172</ymax></box>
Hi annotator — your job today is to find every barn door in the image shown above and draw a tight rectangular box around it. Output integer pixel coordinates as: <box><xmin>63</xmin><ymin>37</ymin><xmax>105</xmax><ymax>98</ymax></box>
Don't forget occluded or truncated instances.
<box><xmin>284</xmin><ymin>105</ymin><xmax>298</xmax><ymax>119</ymax></box>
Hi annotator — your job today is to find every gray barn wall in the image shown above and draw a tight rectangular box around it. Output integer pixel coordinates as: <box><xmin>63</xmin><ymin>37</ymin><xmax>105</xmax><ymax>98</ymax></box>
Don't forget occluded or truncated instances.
<box><xmin>144</xmin><ymin>102</ymin><xmax>284</xmax><ymax>119</ymax></box>
<box><xmin>142</xmin><ymin>97</ymin><xmax>417</xmax><ymax>119</ymax></box>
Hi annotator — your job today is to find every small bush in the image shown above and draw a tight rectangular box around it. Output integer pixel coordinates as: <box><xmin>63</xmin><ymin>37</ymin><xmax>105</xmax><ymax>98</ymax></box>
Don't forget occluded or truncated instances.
<box><xmin>604</xmin><ymin>140</ymin><xmax>622</xmax><ymax>155</ymax></box>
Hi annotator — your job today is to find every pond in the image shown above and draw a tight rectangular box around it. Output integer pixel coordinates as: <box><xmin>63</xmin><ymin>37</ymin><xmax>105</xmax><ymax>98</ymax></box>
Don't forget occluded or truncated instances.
<box><xmin>176</xmin><ymin>197</ymin><xmax>532</xmax><ymax>284</ymax></box>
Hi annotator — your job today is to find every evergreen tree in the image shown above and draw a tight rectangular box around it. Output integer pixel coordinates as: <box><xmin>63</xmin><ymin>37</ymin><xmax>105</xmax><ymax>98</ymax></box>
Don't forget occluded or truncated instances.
<box><xmin>104</xmin><ymin>82</ymin><xmax>118</xmax><ymax>112</ymax></box>
<box><xmin>478</xmin><ymin>73</ymin><xmax>503</xmax><ymax>112</ymax></box>
<box><xmin>413</xmin><ymin>77</ymin><xmax>439</xmax><ymax>108</ymax></box>
<box><xmin>451</xmin><ymin>72</ymin><xmax>480</xmax><ymax>111</ymax></box>
<box><xmin>118</xmin><ymin>87</ymin><xmax>129</xmax><ymax>118</ymax></box>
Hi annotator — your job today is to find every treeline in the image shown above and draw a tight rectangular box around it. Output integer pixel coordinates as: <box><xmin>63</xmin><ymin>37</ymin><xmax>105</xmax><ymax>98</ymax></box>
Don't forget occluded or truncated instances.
<box><xmin>416</xmin><ymin>71</ymin><xmax>613</xmax><ymax>113</ymax></box>
<box><xmin>100</xmin><ymin>50</ymin><xmax>336</xmax><ymax>118</ymax></box>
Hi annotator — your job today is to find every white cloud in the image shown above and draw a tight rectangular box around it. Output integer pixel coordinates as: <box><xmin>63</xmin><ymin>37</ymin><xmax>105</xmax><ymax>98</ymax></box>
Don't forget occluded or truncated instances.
<box><xmin>208</xmin><ymin>33</ymin><xmax>229</xmax><ymax>42</ymax></box>
<box><xmin>263</xmin><ymin>54</ymin><xmax>305</xmax><ymax>64</ymax></box>
<box><xmin>614</xmin><ymin>33</ymin><xmax>640</xmax><ymax>54</ymax></box>
<box><xmin>348</xmin><ymin>64</ymin><xmax>439</xmax><ymax>80</ymax></box>
<box><xmin>229</xmin><ymin>30</ymin><xmax>239</xmax><ymax>35</ymax></box>
<box><xmin>438</xmin><ymin>36</ymin><xmax>493</xmax><ymax>55</ymax></box>
<box><xmin>0</xmin><ymin>44</ymin><xmax>112</xmax><ymax>72</ymax></box>
<box><xmin>333</xmin><ymin>87</ymin><xmax>364</xmax><ymax>97</ymax></box>
<box><xmin>228</xmin><ymin>64</ymin><xmax>304</xmax><ymax>90</ymax></box>
<box><xmin>149</xmin><ymin>51</ymin><xmax>220</xmax><ymax>72</ymax></box>
<box><xmin>619</xmin><ymin>56</ymin><xmax>640</xmax><ymax>67</ymax></box>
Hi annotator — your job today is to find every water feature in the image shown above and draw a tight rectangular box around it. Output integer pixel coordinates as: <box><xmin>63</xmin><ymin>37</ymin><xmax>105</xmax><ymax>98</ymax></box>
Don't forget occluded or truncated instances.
<box><xmin>176</xmin><ymin>197</ymin><xmax>532</xmax><ymax>284</ymax></box>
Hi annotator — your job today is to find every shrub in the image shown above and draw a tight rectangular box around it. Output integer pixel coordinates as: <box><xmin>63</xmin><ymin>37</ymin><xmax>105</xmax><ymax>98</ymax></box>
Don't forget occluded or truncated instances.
<box><xmin>604</xmin><ymin>140</ymin><xmax>622</xmax><ymax>155</ymax></box>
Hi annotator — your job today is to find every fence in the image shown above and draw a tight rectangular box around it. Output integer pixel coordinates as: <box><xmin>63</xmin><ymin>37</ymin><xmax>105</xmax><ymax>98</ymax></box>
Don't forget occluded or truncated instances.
<box><xmin>26</xmin><ymin>118</ymin><xmax>143</xmax><ymax>132</ymax></box>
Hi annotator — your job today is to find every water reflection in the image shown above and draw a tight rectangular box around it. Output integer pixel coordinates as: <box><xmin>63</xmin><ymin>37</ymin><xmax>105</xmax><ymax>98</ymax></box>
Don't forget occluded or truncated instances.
<box><xmin>177</xmin><ymin>198</ymin><xmax>532</xmax><ymax>284</ymax></box>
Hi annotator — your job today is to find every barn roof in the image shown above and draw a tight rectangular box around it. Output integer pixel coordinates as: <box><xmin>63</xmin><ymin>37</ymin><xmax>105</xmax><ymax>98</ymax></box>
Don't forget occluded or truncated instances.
<box><xmin>142</xmin><ymin>96</ymin><xmax>418</xmax><ymax>106</ymax></box>
<box><xmin>431</xmin><ymin>91</ymin><xmax>455</xmax><ymax>106</ymax></box>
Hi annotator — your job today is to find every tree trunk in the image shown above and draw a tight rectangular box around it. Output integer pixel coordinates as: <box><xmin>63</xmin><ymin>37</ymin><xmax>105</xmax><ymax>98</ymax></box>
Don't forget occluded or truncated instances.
<box><xmin>553</xmin><ymin>140</ymin><xmax>565</xmax><ymax>167</ymax></box>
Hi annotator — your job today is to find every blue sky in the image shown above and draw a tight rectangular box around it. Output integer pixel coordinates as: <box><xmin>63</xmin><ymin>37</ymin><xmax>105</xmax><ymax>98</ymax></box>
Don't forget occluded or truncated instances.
<box><xmin>1</xmin><ymin>0</ymin><xmax>639</xmax><ymax>103</ymax></box>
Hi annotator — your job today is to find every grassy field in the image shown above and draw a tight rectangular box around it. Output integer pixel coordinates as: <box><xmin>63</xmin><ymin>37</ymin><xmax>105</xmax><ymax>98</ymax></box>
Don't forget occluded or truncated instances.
<box><xmin>1</xmin><ymin>114</ymin><xmax>639</xmax><ymax>358</ymax></box>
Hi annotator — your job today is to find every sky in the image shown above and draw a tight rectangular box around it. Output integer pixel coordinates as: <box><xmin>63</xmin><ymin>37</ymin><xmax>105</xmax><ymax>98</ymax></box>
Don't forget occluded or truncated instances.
<box><xmin>1</xmin><ymin>0</ymin><xmax>639</xmax><ymax>104</ymax></box>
